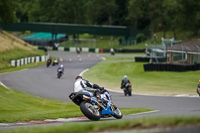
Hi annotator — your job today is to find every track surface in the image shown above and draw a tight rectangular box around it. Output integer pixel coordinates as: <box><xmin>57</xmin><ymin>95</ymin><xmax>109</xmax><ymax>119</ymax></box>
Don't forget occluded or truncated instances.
<box><xmin>0</xmin><ymin>51</ymin><xmax>200</xmax><ymax>131</ymax></box>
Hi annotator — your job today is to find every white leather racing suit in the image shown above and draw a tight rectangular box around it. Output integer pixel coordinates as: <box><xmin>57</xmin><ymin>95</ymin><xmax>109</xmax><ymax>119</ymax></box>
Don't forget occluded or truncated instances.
<box><xmin>74</xmin><ymin>79</ymin><xmax>100</xmax><ymax>96</ymax></box>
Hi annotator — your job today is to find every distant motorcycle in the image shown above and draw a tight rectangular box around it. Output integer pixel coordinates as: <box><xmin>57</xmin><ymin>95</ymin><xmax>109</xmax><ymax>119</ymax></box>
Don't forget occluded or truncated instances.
<box><xmin>124</xmin><ymin>83</ymin><xmax>132</xmax><ymax>96</ymax></box>
<box><xmin>197</xmin><ymin>87</ymin><xmax>200</xmax><ymax>97</ymax></box>
<box><xmin>46</xmin><ymin>59</ymin><xmax>52</xmax><ymax>67</ymax></box>
<box><xmin>69</xmin><ymin>89</ymin><xmax>123</xmax><ymax>121</ymax></box>
<box><xmin>52</xmin><ymin>59</ymin><xmax>59</xmax><ymax>66</ymax></box>
<box><xmin>57</xmin><ymin>69</ymin><xmax>63</xmax><ymax>78</ymax></box>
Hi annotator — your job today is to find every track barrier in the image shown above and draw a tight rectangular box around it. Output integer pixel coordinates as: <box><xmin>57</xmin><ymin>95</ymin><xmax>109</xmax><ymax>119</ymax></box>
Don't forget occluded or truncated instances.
<box><xmin>144</xmin><ymin>63</ymin><xmax>200</xmax><ymax>72</ymax></box>
<box><xmin>10</xmin><ymin>55</ymin><xmax>48</xmax><ymax>67</ymax></box>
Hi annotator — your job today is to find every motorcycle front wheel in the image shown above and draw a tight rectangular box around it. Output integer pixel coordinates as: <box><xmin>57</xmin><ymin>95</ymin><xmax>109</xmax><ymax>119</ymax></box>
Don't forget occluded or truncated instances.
<box><xmin>80</xmin><ymin>101</ymin><xmax>101</xmax><ymax>121</ymax></box>
<box><xmin>57</xmin><ymin>72</ymin><xmax>61</xmax><ymax>78</ymax></box>
<box><xmin>112</xmin><ymin>105</ymin><xmax>123</xmax><ymax>119</ymax></box>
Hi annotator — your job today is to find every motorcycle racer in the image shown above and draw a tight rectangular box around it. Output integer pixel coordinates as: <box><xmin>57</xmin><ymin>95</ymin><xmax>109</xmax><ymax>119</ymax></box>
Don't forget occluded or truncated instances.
<box><xmin>57</xmin><ymin>64</ymin><xmax>64</xmax><ymax>72</ymax></box>
<box><xmin>121</xmin><ymin>75</ymin><xmax>132</xmax><ymax>96</ymax></box>
<box><xmin>74</xmin><ymin>76</ymin><xmax>104</xmax><ymax>97</ymax></box>
<box><xmin>121</xmin><ymin>75</ymin><xmax>131</xmax><ymax>89</ymax></box>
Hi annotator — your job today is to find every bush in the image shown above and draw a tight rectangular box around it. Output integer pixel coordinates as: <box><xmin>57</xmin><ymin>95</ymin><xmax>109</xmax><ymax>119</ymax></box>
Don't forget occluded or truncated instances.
<box><xmin>136</xmin><ymin>33</ymin><xmax>146</xmax><ymax>43</ymax></box>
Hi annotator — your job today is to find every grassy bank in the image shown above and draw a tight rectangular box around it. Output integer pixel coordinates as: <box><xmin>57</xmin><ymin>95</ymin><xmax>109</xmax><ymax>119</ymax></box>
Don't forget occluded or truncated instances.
<box><xmin>0</xmin><ymin>48</ymin><xmax>46</xmax><ymax>73</ymax></box>
<box><xmin>0</xmin><ymin>85</ymin><xmax>153</xmax><ymax>123</ymax></box>
<box><xmin>1</xmin><ymin>116</ymin><xmax>200</xmax><ymax>133</ymax></box>
<box><xmin>0</xmin><ymin>31</ymin><xmax>46</xmax><ymax>72</ymax></box>
<box><xmin>83</xmin><ymin>56</ymin><xmax>199</xmax><ymax>96</ymax></box>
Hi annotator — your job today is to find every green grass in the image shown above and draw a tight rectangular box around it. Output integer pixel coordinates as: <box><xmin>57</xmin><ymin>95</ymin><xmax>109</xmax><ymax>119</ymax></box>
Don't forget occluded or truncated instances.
<box><xmin>0</xmin><ymin>48</ymin><xmax>45</xmax><ymax>71</ymax></box>
<box><xmin>0</xmin><ymin>85</ymin><xmax>153</xmax><ymax>123</ymax></box>
<box><xmin>0</xmin><ymin>62</ymin><xmax>46</xmax><ymax>73</ymax></box>
<box><xmin>1</xmin><ymin>116</ymin><xmax>200</xmax><ymax>133</ymax></box>
<box><xmin>83</xmin><ymin>56</ymin><xmax>199</xmax><ymax>96</ymax></box>
<box><xmin>0</xmin><ymin>85</ymin><xmax>81</xmax><ymax>123</ymax></box>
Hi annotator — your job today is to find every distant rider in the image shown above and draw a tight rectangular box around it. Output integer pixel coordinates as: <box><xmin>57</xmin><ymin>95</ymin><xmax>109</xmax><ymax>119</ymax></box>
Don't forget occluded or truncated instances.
<box><xmin>52</xmin><ymin>58</ymin><xmax>59</xmax><ymax>66</ymax></box>
<box><xmin>74</xmin><ymin>76</ymin><xmax>105</xmax><ymax>97</ymax></box>
<box><xmin>57</xmin><ymin>64</ymin><xmax>64</xmax><ymax>72</ymax></box>
<box><xmin>121</xmin><ymin>75</ymin><xmax>131</xmax><ymax>90</ymax></box>
<box><xmin>197</xmin><ymin>80</ymin><xmax>200</xmax><ymax>97</ymax></box>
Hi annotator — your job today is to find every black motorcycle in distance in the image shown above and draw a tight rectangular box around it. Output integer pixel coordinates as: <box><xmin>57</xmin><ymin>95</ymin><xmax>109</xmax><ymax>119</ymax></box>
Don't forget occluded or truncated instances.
<box><xmin>124</xmin><ymin>83</ymin><xmax>132</xmax><ymax>96</ymax></box>
<box><xmin>46</xmin><ymin>59</ymin><xmax>52</xmax><ymax>67</ymax></box>
<box><xmin>52</xmin><ymin>59</ymin><xmax>59</xmax><ymax>66</ymax></box>
<box><xmin>57</xmin><ymin>69</ymin><xmax>63</xmax><ymax>78</ymax></box>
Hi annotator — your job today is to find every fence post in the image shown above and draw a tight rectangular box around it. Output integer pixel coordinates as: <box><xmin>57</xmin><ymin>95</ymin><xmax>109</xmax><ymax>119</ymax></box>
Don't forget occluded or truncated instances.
<box><xmin>17</xmin><ymin>59</ymin><xmax>20</xmax><ymax>67</ymax></box>
<box><xmin>11</xmin><ymin>60</ymin><xmax>15</xmax><ymax>67</ymax></box>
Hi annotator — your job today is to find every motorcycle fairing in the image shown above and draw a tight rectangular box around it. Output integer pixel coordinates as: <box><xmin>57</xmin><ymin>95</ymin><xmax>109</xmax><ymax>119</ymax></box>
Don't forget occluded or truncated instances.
<box><xmin>101</xmin><ymin>102</ymin><xmax>114</xmax><ymax>115</ymax></box>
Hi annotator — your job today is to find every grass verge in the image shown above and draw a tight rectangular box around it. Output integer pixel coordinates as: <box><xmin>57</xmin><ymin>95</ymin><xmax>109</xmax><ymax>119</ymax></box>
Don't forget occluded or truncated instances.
<box><xmin>1</xmin><ymin>116</ymin><xmax>200</xmax><ymax>133</ymax></box>
<box><xmin>0</xmin><ymin>48</ymin><xmax>46</xmax><ymax>72</ymax></box>
<box><xmin>0</xmin><ymin>62</ymin><xmax>46</xmax><ymax>73</ymax></box>
<box><xmin>0</xmin><ymin>85</ymin><xmax>153</xmax><ymax>123</ymax></box>
<box><xmin>83</xmin><ymin>55</ymin><xmax>199</xmax><ymax>96</ymax></box>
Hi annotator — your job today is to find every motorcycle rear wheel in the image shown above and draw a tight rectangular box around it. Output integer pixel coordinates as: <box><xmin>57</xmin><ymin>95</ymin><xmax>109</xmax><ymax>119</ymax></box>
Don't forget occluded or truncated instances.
<box><xmin>128</xmin><ymin>87</ymin><xmax>132</xmax><ymax>96</ymax></box>
<box><xmin>80</xmin><ymin>101</ymin><xmax>101</xmax><ymax>121</ymax></box>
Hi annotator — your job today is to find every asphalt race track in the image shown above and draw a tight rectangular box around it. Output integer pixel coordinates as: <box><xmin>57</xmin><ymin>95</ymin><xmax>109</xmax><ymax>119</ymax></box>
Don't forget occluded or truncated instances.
<box><xmin>0</xmin><ymin>51</ymin><xmax>200</xmax><ymax>132</ymax></box>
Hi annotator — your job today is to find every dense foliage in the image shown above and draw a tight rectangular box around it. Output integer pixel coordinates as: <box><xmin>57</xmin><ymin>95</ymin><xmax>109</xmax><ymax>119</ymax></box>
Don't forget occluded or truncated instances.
<box><xmin>1</xmin><ymin>0</ymin><xmax>200</xmax><ymax>37</ymax></box>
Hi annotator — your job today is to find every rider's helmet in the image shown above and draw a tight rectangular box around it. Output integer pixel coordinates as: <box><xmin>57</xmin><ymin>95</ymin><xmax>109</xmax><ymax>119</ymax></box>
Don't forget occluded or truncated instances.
<box><xmin>60</xmin><ymin>64</ymin><xmax>64</xmax><ymax>67</ymax></box>
<box><xmin>124</xmin><ymin>75</ymin><xmax>127</xmax><ymax>79</ymax></box>
<box><xmin>75</xmin><ymin>76</ymin><xmax>83</xmax><ymax>80</ymax></box>
<box><xmin>199</xmin><ymin>80</ymin><xmax>200</xmax><ymax>83</ymax></box>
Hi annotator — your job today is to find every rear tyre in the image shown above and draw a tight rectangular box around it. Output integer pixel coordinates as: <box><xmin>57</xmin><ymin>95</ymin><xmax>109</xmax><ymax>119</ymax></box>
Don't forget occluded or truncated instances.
<box><xmin>80</xmin><ymin>101</ymin><xmax>101</xmax><ymax>121</ymax></box>
<box><xmin>128</xmin><ymin>87</ymin><xmax>132</xmax><ymax>96</ymax></box>
<box><xmin>124</xmin><ymin>89</ymin><xmax>127</xmax><ymax>96</ymax></box>
<box><xmin>112</xmin><ymin>105</ymin><xmax>123</xmax><ymax>119</ymax></box>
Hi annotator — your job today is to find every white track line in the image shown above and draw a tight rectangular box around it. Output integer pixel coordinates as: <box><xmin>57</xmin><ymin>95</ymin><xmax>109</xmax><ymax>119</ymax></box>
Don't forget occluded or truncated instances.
<box><xmin>0</xmin><ymin>123</ymin><xmax>9</xmax><ymax>126</ymax></box>
<box><xmin>130</xmin><ymin>110</ymin><xmax>160</xmax><ymax>116</ymax></box>
<box><xmin>0</xmin><ymin>81</ymin><xmax>9</xmax><ymax>89</ymax></box>
<box><xmin>79</xmin><ymin>68</ymin><xmax>89</xmax><ymax>76</ymax></box>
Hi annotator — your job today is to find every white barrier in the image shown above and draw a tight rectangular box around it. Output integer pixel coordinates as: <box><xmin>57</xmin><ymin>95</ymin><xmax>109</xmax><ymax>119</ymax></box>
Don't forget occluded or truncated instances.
<box><xmin>82</xmin><ymin>47</ymin><xmax>89</xmax><ymax>52</ymax></box>
<box><xmin>58</xmin><ymin>47</ymin><xmax>64</xmax><ymax>51</ymax></box>
<box><xmin>95</xmin><ymin>48</ymin><xmax>99</xmax><ymax>53</ymax></box>
<box><xmin>69</xmin><ymin>47</ymin><xmax>76</xmax><ymax>52</ymax></box>
<box><xmin>10</xmin><ymin>55</ymin><xmax>47</xmax><ymax>67</ymax></box>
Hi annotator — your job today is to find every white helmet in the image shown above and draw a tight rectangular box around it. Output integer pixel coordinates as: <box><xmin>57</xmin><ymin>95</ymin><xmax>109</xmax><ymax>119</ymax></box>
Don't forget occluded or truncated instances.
<box><xmin>124</xmin><ymin>75</ymin><xmax>127</xmax><ymax>79</ymax></box>
<box><xmin>60</xmin><ymin>64</ymin><xmax>64</xmax><ymax>67</ymax></box>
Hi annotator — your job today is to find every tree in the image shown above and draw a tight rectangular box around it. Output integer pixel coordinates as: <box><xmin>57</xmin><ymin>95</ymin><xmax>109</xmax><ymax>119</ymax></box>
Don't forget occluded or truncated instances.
<box><xmin>177</xmin><ymin>0</ymin><xmax>200</xmax><ymax>35</ymax></box>
<box><xmin>85</xmin><ymin>0</ymin><xmax>117</xmax><ymax>25</ymax></box>
<box><xmin>126</xmin><ymin>0</ymin><xmax>150</xmax><ymax>30</ymax></box>
<box><xmin>0</xmin><ymin>0</ymin><xmax>18</xmax><ymax>23</ymax></box>
<box><xmin>114</xmin><ymin>0</ymin><xmax>129</xmax><ymax>26</ymax></box>
<box><xmin>28</xmin><ymin>0</ymin><xmax>87</xmax><ymax>24</ymax></box>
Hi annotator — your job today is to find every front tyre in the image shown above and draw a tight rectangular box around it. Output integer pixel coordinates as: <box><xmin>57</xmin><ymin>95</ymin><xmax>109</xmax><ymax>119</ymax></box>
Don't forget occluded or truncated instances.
<box><xmin>80</xmin><ymin>101</ymin><xmax>101</xmax><ymax>121</ymax></box>
<box><xmin>112</xmin><ymin>105</ymin><xmax>123</xmax><ymax>119</ymax></box>
<box><xmin>57</xmin><ymin>72</ymin><xmax>61</xmax><ymax>78</ymax></box>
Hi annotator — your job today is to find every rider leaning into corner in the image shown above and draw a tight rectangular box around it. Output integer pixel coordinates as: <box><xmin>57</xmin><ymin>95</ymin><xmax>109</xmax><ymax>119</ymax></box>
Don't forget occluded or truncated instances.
<box><xmin>74</xmin><ymin>76</ymin><xmax>105</xmax><ymax>98</ymax></box>
<box><xmin>121</xmin><ymin>75</ymin><xmax>131</xmax><ymax>89</ymax></box>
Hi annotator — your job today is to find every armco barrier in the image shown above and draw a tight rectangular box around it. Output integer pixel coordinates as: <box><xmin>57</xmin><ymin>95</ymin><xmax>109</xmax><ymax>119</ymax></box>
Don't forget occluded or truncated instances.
<box><xmin>144</xmin><ymin>64</ymin><xmax>200</xmax><ymax>72</ymax></box>
<box><xmin>10</xmin><ymin>55</ymin><xmax>48</xmax><ymax>67</ymax></box>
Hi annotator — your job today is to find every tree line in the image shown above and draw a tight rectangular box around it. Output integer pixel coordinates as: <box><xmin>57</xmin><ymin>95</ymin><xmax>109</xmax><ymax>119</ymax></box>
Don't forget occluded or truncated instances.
<box><xmin>1</xmin><ymin>0</ymin><xmax>200</xmax><ymax>37</ymax></box>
